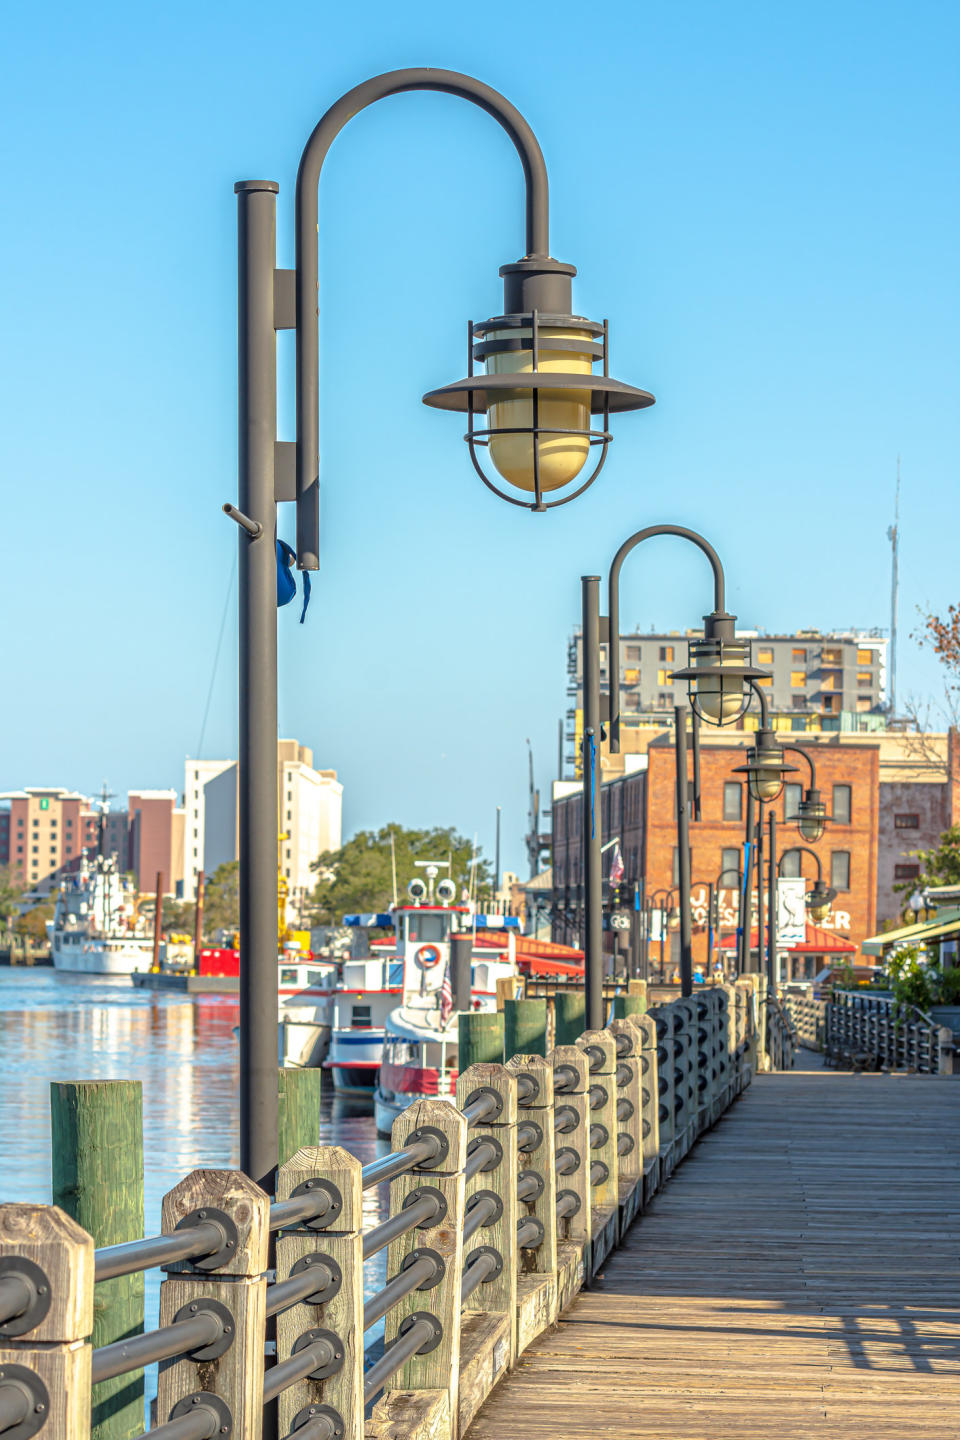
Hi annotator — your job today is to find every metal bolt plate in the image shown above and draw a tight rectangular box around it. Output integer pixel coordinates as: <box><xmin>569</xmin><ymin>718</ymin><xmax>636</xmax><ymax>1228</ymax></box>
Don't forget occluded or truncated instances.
<box><xmin>402</xmin><ymin>1187</ymin><xmax>447</xmax><ymax>1227</ymax></box>
<box><xmin>290</xmin><ymin>1253</ymin><xmax>342</xmax><ymax>1304</ymax></box>
<box><xmin>291</xmin><ymin>1327</ymin><xmax>345</xmax><ymax>1380</ymax></box>
<box><xmin>170</xmin><ymin>1393</ymin><xmax>232</xmax><ymax>1437</ymax></box>
<box><xmin>293</xmin><ymin>1404</ymin><xmax>345</xmax><ymax>1438</ymax></box>
<box><xmin>289</xmin><ymin>1178</ymin><xmax>343</xmax><ymax>1230</ymax></box>
<box><xmin>172</xmin><ymin>1298</ymin><xmax>235</xmax><ymax>1361</ymax></box>
<box><xmin>172</xmin><ymin>1208</ymin><xmax>238</xmax><ymax>1272</ymax></box>
<box><xmin>400</xmin><ymin>1248</ymin><xmax>445</xmax><ymax>1291</ymax></box>
<box><xmin>398</xmin><ymin>1311</ymin><xmax>443</xmax><ymax>1354</ymax></box>
<box><xmin>0</xmin><ymin>1365</ymin><xmax>50</xmax><ymax>1440</ymax></box>
<box><xmin>0</xmin><ymin>1259</ymin><xmax>51</xmax><ymax>1338</ymax></box>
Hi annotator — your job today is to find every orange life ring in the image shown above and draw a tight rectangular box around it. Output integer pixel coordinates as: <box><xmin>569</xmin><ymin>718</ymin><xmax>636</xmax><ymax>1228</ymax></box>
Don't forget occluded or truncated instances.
<box><xmin>415</xmin><ymin>944</ymin><xmax>442</xmax><ymax>970</ymax></box>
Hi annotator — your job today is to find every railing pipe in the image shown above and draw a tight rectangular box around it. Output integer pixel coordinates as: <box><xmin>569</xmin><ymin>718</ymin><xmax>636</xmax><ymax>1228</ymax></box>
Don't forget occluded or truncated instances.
<box><xmin>265</xmin><ymin>1264</ymin><xmax>336</xmax><ymax>1319</ymax></box>
<box><xmin>553</xmin><ymin>1065</ymin><xmax>579</xmax><ymax>1092</ymax></box>
<box><xmin>362</xmin><ymin>1254</ymin><xmax>439</xmax><ymax>1331</ymax></box>
<box><xmin>362</xmin><ymin>1317</ymin><xmax>436</xmax><ymax>1405</ymax></box>
<box><xmin>460</xmin><ymin>1249</ymin><xmax>500</xmax><ymax>1304</ymax></box>
<box><xmin>555</xmin><ymin>1150</ymin><xmax>578</xmax><ymax>1176</ymax></box>
<box><xmin>0</xmin><ymin>1379</ymin><xmax>30</xmax><ymax>1433</ymax></box>
<box><xmin>0</xmin><ymin>1275</ymin><xmax>30</xmax><ymax>1326</ymax></box>
<box><xmin>94</xmin><ymin>1222</ymin><xmax>228</xmax><ymax>1282</ymax></box>
<box><xmin>517</xmin><ymin>1122</ymin><xmax>541</xmax><ymax>1153</ymax></box>
<box><xmin>287</xmin><ymin>1414</ymin><xmax>338</xmax><ymax>1440</ymax></box>
<box><xmin>263</xmin><ymin>1335</ymin><xmax>339</xmax><ymax>1404</ymax></box>
<box><xmin>465</xmin><ymin>1138</ymin><xmax>500</xmax><ymax>1180</ymax></box>
<box><xmin>131</xmin><ymin>1408</ymin><xmax>222</xmax><ymax>1440</ymax></box>
<box><xmin>91</xmin><ymin>1308</ymin><xmax>224</xmax><ymax>1383</ymax></box>
<box><xmin>516</xmin><ymin>1218</ymin><xmax>544</xmax><ymax>1249</ymax></box>
<box><xmin>463</xmin><ymin>1192</ymin><xmax>500</xmax><ymax>1244</ymax></box>
<box><xmin>461</xmin><ymin>1092</ymin><xmax>502</xmax><ymax>1128</ymax></box>
<box><xmin>360</xmin><ymin>1136</ymin><xmax>441</xmax><ymax>1190</ymax></box>
<box><xmin>362</xmin><ymin>1193</ymin><xmax>442</xmax><ymax>1260</ymax></box>
<box><xmin>555</xmin><ymin>1105</ymin><xmax>579</xmax><ymax>1134</ymax></box>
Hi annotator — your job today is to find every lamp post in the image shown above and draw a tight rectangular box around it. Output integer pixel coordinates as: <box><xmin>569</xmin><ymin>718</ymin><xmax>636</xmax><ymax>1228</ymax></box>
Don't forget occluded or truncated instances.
<box><xmin>777</xmin><ymin>846</ymin><xmax>836</xmax><ymax>923</ymax></box>
<box><xmin>575</xmin><ymin>524</ymin><xmax>768</xmax><ymax>1018</ymax></box>
<box><xmin>648</xmin><ymin>887</ymin><xmax>679</xmax><ymax>982</ymax></box>
<box><xmin>231</xmin><ymin>69</ymin><xmax>653</xmax><ymax>1189</ymax></box>
<box><xmin>714</xmin><ymin>866</ymin><xmax>742</xmax><ymax>976</ymax></box>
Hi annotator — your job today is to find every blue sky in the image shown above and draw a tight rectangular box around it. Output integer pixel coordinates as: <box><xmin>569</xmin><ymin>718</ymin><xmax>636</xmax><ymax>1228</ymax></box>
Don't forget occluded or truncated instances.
<box><xmin>2</xmin><ymin>0</ymin><xmax>957</xmax><ymax>873</ymax></box>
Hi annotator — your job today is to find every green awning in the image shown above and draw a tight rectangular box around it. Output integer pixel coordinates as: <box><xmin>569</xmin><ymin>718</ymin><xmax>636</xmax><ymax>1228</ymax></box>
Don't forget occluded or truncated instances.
<box><xmin>862</xmin><ymin>910</ymin><xmax>960</xmax><ymax>956</ymax></box>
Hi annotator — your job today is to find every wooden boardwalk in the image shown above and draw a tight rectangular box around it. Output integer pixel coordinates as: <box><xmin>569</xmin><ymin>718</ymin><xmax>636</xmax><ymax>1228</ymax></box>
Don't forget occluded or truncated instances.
<box><xmin>469</xmin><ymin>1071</ymin><xmax>960</xmax><ymax>1439</ymax></box>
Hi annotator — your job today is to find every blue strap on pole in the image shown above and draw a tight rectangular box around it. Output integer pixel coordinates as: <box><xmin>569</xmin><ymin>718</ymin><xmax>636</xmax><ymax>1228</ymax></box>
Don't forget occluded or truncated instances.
<box><xmin>588</xmin><ymin>731</ymin><xmax>597</xmax><ymax>840</ymax></box>
<box><xmin>276</xmin><ymin>539</ymin><xmax>311</xmax><ymax>623</ymax></box>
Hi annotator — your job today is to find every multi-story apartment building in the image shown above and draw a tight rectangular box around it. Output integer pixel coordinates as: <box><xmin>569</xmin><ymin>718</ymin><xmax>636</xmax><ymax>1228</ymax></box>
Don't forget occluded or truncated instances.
<box><xmin>181</xmin><ymin>740</ymin><xmax>343</xmax><ymax>918</ymax></box>
<box><xmin>0</xmin><ymin>788</ymin><xmax>100</xmax><ymax>891</ymax></box>
<box><xmin>127</xmin><ymin>790</ymin><xmax>186</xmax><ymax>897</ymax></box>
<box><xmin>564</xmin><ymin>627</ymin><xmax>889</xmax><ymax>773</ymax></box>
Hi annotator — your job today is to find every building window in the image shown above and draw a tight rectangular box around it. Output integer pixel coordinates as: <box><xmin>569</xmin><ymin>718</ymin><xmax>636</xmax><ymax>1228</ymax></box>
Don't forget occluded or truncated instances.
<box><xmin>756</xmin><ymin>675</ymin><xmax>772</xmax><ymax>687</ymax></box>
<box><xmin>856</xmin><ymin>698</ymin><xmax>872</xmax><ymax>712</ymax></box>
<box><xmin>31</xmin><ymin>845</ymin><xmax>38</xmax><ymax>854</ymax></box>
<box><xmin>659</xmin><ymin>646</ymin><xmax>674</xmax><ymax>662</ymax></box>
<box><xmin>894</xmin><ymin>863</ymin><xmax>920</xmax><ymax>881</ymax></box>
<box><xmin>857</xmin><ymin>649</ymin><xmax>873</xmax><ymax>665</ymax></box>
<box><xmin>791</xmin><ymin>697</ymin><xmax>808</xmax><ymax>711</ymax></box>
<box><xmin>16</xmin><ymin>845</ymin><xmax>22</xmax><ymax>855</ymax></box>
<box><xmin>822</xmin><ymin>648</ymin><xmax>842</xmax><ymax>665</ymax></box>
<box><xmin>723</xmin><ymin>783</ymin><xmax>743</xmax><ymax>822</ymax></box>
<box><xmin>832</xmin><ymin>785</ymin><xmax>851</xmax><ymax>824</ymax></box>
<box><xmin>757</xmin><ymin>648</ymin><xmax>773</xmax><ymax>665</ymax></box>
<box><xmin>792</xmin><ymin>648</ymin><xmax>807</xmax><ymax>662</ymax></box>
<box><xmin>780</xmin><ymin>849</ymin><xmax>802</xmax><ymax>877</ymax></box>
<box><xmin>857</xmin><ymin>673</ymin><xmax>872</xmax><ymax>687</ymax></box>
<box><xmin>286</xmin><ymin>810</ymin><xmax>292</xmax><ymax>821</ymax></box>
<box><xmin>720</xmin><ymin>848</ymin><xmax>740</xmax><ymax>884</ymax></box>
<box><xmin>831</xmin><ymin>851</ymin><xmax>850</xmax><ymax>891</ymax></box>
<box><xmin>894</xmin><ymin>813</ymin><xmax>919</xmax><ymax>830</ymax></box>
<box><xmin>784</xmin><ymin>783</ymin><xmax>803</xmax><ymax>821</ymax></box>
<box><xmin>790</xmin><ymin>671</ymin><xmax>806</xmax><ymax>688</ymax></box>
<box><xmin>657</xmin><ymin>668</ymin><xmax>671</xmax><ymax>685</ymax></box>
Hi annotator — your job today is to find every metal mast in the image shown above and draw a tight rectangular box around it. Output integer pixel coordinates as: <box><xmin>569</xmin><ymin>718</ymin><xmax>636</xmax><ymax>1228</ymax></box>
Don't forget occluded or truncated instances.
<box><xmin>886</xmin><ymin>456</ymin><xmax>901</xmax><ymax>720</ymax></box>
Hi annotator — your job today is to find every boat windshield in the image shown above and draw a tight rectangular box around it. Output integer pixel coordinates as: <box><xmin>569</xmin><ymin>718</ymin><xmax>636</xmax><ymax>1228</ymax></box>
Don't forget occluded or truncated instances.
<box><xmin>405</xmin><ymin>913</ymin><xmax>449</xmax><ymax>943</ymax></box>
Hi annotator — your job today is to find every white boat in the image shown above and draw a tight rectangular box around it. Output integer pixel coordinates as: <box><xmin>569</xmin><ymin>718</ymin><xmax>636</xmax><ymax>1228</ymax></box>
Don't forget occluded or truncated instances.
<box><xmin>277</xmin><ymin>947</ymin><xmax>341</xmax><ymax>1068</ymax></box>
<box><xmin>51</xmin><ymin>852</ymin><xmax>156</xmax><ymax>977</ymax></box>
<box><xmin>325</xmin><ymin>953</ymin><xmax>404</xmax><ymax>1096</ymax></box>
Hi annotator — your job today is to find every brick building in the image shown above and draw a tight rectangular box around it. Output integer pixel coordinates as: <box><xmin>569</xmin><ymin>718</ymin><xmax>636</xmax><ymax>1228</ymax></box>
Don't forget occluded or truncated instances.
<box><xmin>874</xmin><ymin>729</ymin><xmax>960</xmax><ymax>927</ymax></box>
<box><xmin>128</xmin><ymin>790</ymin><xmax>185</xmax><ymax>897</ymax></box>
<box><xmin>0</xmin><ymin>788</ymin><xmax>100</xmax><ymax>892</ymax></box>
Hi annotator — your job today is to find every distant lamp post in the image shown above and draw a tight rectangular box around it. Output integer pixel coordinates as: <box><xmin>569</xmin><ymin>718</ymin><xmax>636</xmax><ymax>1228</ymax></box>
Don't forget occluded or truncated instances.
<box><xmin>795</xmin><ymin>791</ymin><xmax>828</xmax><ymax>843</ymax></box>
<box><xmin>231</xmin><ymin>68</ymin><xmax>655</xmax><ymax>1190</ymax></box>
<box><xmin>778</xmin><ymin>846</ymin><xmax>836</xmax><ymax>924</ymax></box>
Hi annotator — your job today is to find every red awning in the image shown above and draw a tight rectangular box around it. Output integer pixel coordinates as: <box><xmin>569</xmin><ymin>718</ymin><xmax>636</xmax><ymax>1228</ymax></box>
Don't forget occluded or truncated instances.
<box><xmin>719</xmin><ymin>923</ymin><xmax>856</xmax><ymax>955</ymax></box>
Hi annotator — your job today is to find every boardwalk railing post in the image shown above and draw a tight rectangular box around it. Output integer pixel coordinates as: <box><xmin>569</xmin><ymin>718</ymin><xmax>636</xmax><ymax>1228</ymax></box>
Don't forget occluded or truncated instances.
<box><xmin>455</xmin><ymin>1063</ymin><xmax>518</xmax><ymax>1373</ymax></box>
<box><xmin>576</xmin><ymin>1031</ymin><xmax>619</xmax><ymax>1273</ymax></box>
<box><xmin>274</xmin><ymin>1145</ymin><xmax>363</xmax><ymax>1439</ymax></box>
<box><xmin>504</xmin><ymin>998</ymin><xmax>548</xmax><ymax>1058</ymax></box>
<box><xmin>459</xmin><ymin>1012</ymin><xmax>504</xmax><ymax>1069</ymax></box>
<box><xmin>554</xmin><ymin>991</ymin><xmax>586</xmax><ymax>1047</ymax></box>
<box><xmin>278</xmin><ymin>1067</ymin><xmax>323</xmax><ymax>1165</ymax></box>
<box><xmin>938</xmin><ymin>1026</ymin><xmax>956</xmax><ymax>1075</ymax></box>
<box><xmin>549</xmin><ymin>1044</ymin><xmax>591</xmax><ymax>1302</ymax></box>
<box><xmin>50</xmin><ymin>1078</ymin><xmax>144</xmax><ymax>1440</ymax></box>
<box><xmin>0</xmin><ymin>1203</ymin><xmax>94</xmax><ymax>1440</ymax></box>
<box><xmin>156</xmin><ymin>1170</ymin><xmax>270</xmax><ymax>1436</ymax></box>
<box><xmin>609</xmin><ymin>1018</ymin><xmax>644</xmax><ymax>1231</ymax></box>
<box><xmin>649</xmin><ymin>1004</ymin><xmax>676</xmax><ymax>1176</ymax></box>
<box><xmin>507</xmin><ymin>1053</ymin><xmax>558</xmax><ymax>1353</ymax></box>
<box><xmin>381</xmin><ymin>1098</ymin><xmax>467</xmax><ymax>1439</ymax></box>
<box><xmin>634</xmin><ymin>1015</ymin><xmax>661</xmax><ymax>1203</ymax></box>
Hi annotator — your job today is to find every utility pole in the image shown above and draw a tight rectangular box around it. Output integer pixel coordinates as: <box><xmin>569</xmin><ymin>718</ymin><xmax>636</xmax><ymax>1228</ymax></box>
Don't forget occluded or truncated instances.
<box><xmin>494</xmin><ymin>806</ymin><xmax>501</xmax><ymax>899</ymax></box>
<box><xmin>887</xmin><ymin>456</ymin><xmax>900</xmax><ymax>722</ymax></box>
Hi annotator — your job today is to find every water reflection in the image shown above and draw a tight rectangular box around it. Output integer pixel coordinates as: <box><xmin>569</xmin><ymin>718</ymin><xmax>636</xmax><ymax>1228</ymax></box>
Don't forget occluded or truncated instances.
<box><xmin>0</xmin><ymin>969</ymin><xmax>390</xmax><ymax>1396</ymax></box>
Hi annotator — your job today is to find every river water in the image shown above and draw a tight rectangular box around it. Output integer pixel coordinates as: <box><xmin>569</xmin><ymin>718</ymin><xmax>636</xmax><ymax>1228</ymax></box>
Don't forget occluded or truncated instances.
<box><xmin>0</xmin><ymin>967</ymin><xmax>389</xmax><ymax>1400</ymax></box>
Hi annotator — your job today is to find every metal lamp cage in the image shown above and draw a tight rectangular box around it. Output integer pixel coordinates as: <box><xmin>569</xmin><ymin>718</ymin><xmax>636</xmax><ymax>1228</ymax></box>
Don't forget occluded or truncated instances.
<box><xmin>732</xmin><ymin>741</ymin><xmax>798</xmax><ymax>804</ymax></box>
<box><xmin>422</xmin><ymin>308</ymin><xmax>655</xmax><ymax>511</ymax></box>
<box><xmin>806</xmin><ymin>881</ymin><xmax>836</xmax><ymax>923</ymax></box>
<box><xmin>789</xmin><ymin>792</ymin><xmax>829</xmax><ymax>843</ymax></box>
<box><xmin>671</xmin><ymin>636</ymin><xmax>770</xmax><ymax>728</ymax></box>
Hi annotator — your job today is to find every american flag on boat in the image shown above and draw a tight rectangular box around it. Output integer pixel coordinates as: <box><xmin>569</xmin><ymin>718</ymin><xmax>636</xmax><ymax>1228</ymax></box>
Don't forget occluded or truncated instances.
<box><xmin>439</xmin><ymin>960</ymin><xmax>453</xmax><ymax>1025</ymax></box>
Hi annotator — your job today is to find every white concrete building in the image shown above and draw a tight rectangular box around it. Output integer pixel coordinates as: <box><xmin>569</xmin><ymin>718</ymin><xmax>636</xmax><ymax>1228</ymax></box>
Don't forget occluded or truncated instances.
<box><xmin>182</xmin><ymin>742</ymin><xmax>343</xmax><ymax>915</ymax></box>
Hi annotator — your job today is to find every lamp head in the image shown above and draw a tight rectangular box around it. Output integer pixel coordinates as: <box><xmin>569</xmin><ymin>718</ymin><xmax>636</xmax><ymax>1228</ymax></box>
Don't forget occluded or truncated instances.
<box><xmin>731</xmin><ymin>728</ymin><xmax>797</xmax><ymax>803</ymax></box>
<box><xmin>793</xmin><ymin>788</ymin><xmax>827</xmax><ymax>842</ymax></box>
<box><xmin>422</xmin><ymin>258</ymin><xmax>654</xmax><ymax>510</ymax></box>
<box><xmin>806</xmin><ymin>880</ymin><xmax>835</xmax><ymax>925</ymax></box>
<box><xmin>669</xmin><ymin>611</ymin><xmax>770</xmax><ymax>726</ymax></box>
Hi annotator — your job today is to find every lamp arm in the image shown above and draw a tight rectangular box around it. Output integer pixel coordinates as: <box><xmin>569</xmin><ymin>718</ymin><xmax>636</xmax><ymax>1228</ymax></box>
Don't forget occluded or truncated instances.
<box><xmin>781</xmin><ymin>744</ymin><xmax>816</xmax><ymax>788</ymax></box>
<box><xmin>607</xmin><ymin>525</ymin><xmax>726</xmax><ymax>752</ymax></box>
<box><xmin>295</xmin><ymin>68</ymin><xmax>550</xmax><ymax>569</ymax></box>
<box><xmin>777</xmin><ymin>845</ymin><xmax>822</xmax><ymax>881</ymax></box>
<box><xmin>746</xmin><ymin>676</ymin><xmax>770</xmax><ymax>731</ymax></box>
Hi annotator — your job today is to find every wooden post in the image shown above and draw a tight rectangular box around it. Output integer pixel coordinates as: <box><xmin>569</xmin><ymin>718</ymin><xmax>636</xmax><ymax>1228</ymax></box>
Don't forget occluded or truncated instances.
<box><xmin>278</xmin><ymin>1066</ymin><xmax>323</xmax><ymax>1166</ymax></box>
<box><xmin>455</xmin><ymin>1063</ymin><xmax>518</xmax><ymax>1377</ymax></box>
<box><xmin>0</xmin><ymin>1203</ymin><xmax>95</xmax><ymax>1440</ymax></box>
<box><xmin>613</xmin><ymin>994</ymin><xmax>644</xmax><ymax>1019</ymax></box>
<box><xmin>609</xmin><ymin>1019</ymin><xmax>643</xmax><ymax>1222</ymax></box>
<box><xmin>504</xmin><ymin>998</ymin><xmax>547</xmax><ymax>1059</ymax></box>
<box><xmin>548</xmin><ymin>1045</ymin><xmax>591</xmax><ymax>1274</ymax></box>
<box><xmin>649</xmin><ymin>1005</ymin><xmax>675</xmax><ymax>1169</ymax></box>
<box><xmin>554</xmin><ymin>991</ymin><xmax>585</xmax><ymax>1047</ymax></box>
<box><xmin>458</xmin><ymin>1012</ymin><xmax>504</xmax><ymax>1069</ymax></box>
<box><xmin>576</xmin><ymin>1031</ymin><xmax>618</xmax><ymax>1272</ymax></box>
<box><xmin>275</xmin><ymin>1146</ymin><xmax>363</xmax><ymax>1439</ymax></box>
<box><xmin>50</xmin><ymin>1079</ymin><xmax>144</xmax><ymax>1440</ymax></box>
<box><xmin>383</xmin><ymin>1099</ymin><xmax>467</xmax><ymax>1431</ymax></box>
<box><xmin>673</xmin><ymin>999</ymin><xmax>697</xmax><ymax>1151</ymax></box>
<box><xmin>937</xmin><ymin>1026</ymin><xmax>956</xmax><ymax>1075</ymax></box>
<box><xmin>634</xmin><ymin>1014</ymin><xmax>661</xmax><ymax>1203</ymax></box>
<box><xmin>507</xmin><ymin>1055</ymin><xmax>557</xmax><ymax>1352</ymax></box>
<box><xmin>156</xmin><ymin>1171</ymin><xmax>270</xmax><ymax>1435</ymax></box>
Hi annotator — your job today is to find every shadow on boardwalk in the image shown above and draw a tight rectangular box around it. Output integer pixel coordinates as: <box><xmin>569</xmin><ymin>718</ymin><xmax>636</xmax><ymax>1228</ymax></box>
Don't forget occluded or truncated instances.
<box><xmin>468</xmin><ymin>1071</ymin><xmax>960</xmax><ymax>1440</ymax></box>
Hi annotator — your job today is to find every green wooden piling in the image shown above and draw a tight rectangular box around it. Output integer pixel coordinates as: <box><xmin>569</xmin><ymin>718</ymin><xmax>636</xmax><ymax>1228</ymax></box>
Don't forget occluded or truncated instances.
<box><xmin>613</xmin><ymin>994</ymin><xmax>646</xmax><ymax>1019</ymax></box>
<box><xmin>504</xmin><ymin>998</ymin><xmax>547</xmax><ymax>1058</ymax></box>
<box><xmin>278</xmin><ymin>1066</ymin><xmax>323</xmax><ymax>1164</ymax></box>
<box><xmin>554</xmin><ymin>991</ymin><xmax>586</xmax><ymax>1046</ymax></box>
<box><xmin>458</xmin><ymin>1011</ymin><xmax>504</xmax><ymax>1069</ymax></box>
<box><xmin>51</xmin><ymin>1079</ymin><xmax>144</xmax><ymax>1440</ymax></box>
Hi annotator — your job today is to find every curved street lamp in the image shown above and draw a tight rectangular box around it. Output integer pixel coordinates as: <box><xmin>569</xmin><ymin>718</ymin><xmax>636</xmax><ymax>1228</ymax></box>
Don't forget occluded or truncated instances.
<box><xmin>575</xmin><ymin>525</ymin><xmax>770</xmax><ymax>1022</ymax></box>
<box><xmin>232</xmin><ymin>69</ymin><xmax>655</xmax><ymax>1187</ymax></box>
<box><xmin>777</xmin><ymin>846</ymin><xmax>836</xmax><ymax>923</ymax></box>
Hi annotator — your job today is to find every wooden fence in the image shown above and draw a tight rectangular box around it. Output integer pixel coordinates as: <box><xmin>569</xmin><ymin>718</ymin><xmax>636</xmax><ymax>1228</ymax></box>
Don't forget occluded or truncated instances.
<box><xmin>0</xmin><ymin>978</ymin><xmax>793</xmax><ymax>1440</ymax></box>
<box><xmin>822</xmin><ymin>990</ymin><xmax>956</xmax><ymax>1074</ymax></box>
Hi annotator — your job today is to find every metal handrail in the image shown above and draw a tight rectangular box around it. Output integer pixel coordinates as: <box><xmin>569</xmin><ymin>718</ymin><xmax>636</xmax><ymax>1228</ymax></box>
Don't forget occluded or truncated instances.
<box><xmin>94</xmin><ymin>1221</ymin><xmax>230</xmax><ymax>1283</ymax></box>
<box><xmin>263</xmin><ymin>1335</ymin><xmax>339</xmax><ymax>1404</ymax></box>
<box><xmin>363</xmin><ymin>1316</ymin><xmax>436</xmax><ymax>1405</ymax></box>
<box><xmin>363</xmin><ymin>1254</ymin><xmax>439</xmax><ymax>1331</ymax></box>
<box><xmin>91</xmin><ymin>1309</ymin><xmax>224</xmax><ymax>1384</ymax></box>
<box><xmin>0</xmin><ymin>1379</ymin><xmax>30</xmax><ymax>1433</ymax></box>
<box><xmin>265</xmin><ymin>1264</ymin><xmax>336</xmax><ymax>1319</ymax></box>
<box><xmin>360</xmin><ymin>1132</ymin><xmax>443</xmax><ymax>1190</ymax></box>
<box><xmin>0</xmin><ymin>1275</ymin><xmax>30</xmax><ymax>1326</ymax></box>
<box><xmin>363</xmin><ymin>1193</ymin><xmax>442</xmax><ymax>1260</ymax></box>
<box><xmin>131</xmin><ymin>1407</ymin><xmax>222</xmax><ymax>1440</ymax></box>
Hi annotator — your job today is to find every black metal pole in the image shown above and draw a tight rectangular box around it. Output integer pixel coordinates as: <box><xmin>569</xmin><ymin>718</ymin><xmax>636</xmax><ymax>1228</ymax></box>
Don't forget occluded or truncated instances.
<box><xmin>755</xmin><ymin>804</ymin><xmax>765</xmax><ymax>983</ymax></box>
<box><xmin>235</xmin><ymin>180</ymin><xmax>279</xmax><ymax>1191</ymax></box>
<box><xmin>630</xmin><ymin>879</ymin><xmax>642</xmax><ymax>980</ymax></box>
<box><xmin>581</xmin><ymin>576</ymin><xmax>603</xmax><ymax>1030</ymax></box>
<box><xmin>494</xmin><ymin>805</ymin><xmax>501</xmax><ymax>897</ymax></box>
<box><xmin>767</xmin><ymin>810</ymin><xmax>777</xmax><ymax>987</ymax></box>
<box><xmin>739</xmin><ymin>787</ymin><xmax>755</xmax><ymax>976</ymax></box>
<box><xmin>706</xmin><ymin>880</ymin><xmax>714</xmax><ymax>976</ymax></box>
<box><xmin>674</xmin><ymin>706</ymin><xmax>693</xmax><ymax>998</ymax></box>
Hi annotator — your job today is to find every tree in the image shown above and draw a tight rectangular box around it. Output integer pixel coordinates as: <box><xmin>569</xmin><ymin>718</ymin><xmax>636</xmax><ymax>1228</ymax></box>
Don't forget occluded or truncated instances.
<box><xmin>892</xmin><ymin>824</ymin><xmax>960</xmax><ymax>903</ymax></box>
<box><xmin>309</xmin><ymin>824</ymin><xmax>492</xmax><ymax>925</ymax></box>
<box><xmin>0</xmin><ymin>867</ymin><xmax>23</xmax><ymax>925</ymax></box>
<box><xmin>915</xmin><ymin>605</ymin><xmax>960</xmax><ymax>725</ymax></box>
<box><xmin>203</xmin><ymin>861</ymin><xmax>239</xmax><ymax>936</ymax></box>
<box><xmin>13</xmin><ymin>900</ymin><xmax>55</xmax><ymax>944</ymax></box>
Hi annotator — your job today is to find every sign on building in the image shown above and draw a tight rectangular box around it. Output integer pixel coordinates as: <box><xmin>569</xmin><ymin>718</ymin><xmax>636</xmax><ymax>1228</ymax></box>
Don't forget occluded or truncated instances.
<box><xmin>777</xmin><ymin>878</ymin><xmax>808</xmax><ymax>945</ymax></box>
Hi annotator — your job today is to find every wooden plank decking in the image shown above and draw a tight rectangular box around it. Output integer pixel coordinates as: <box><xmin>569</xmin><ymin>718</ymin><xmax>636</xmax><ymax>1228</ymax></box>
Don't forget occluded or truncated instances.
<box><xmin>468</xmin><ymin>1071</ymin><xmax>960</xmax><ymax>1439</ymax></box>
